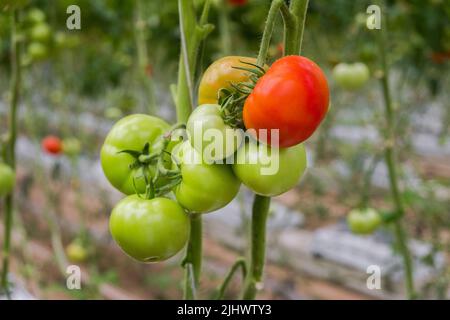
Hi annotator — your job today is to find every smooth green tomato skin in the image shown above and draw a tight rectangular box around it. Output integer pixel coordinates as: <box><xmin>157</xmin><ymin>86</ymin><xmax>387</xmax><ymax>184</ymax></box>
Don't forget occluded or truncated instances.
<box><xmin>100</xmin><ymin>114</ymin><xmax>170</xmax><ymax>195</ymax></box>
<box><xmin>173</xmin><ymin>141</ymin><xmax>241</xmax><ymax>213</ymax></box>
<box><xmin>28</xmin><ymin>42</ymin><xmax>48</xmax><ymax>61</ymax></box>
<box><xmin>0</xmin><ymin>163</ymin><xmax>15</xmax><ymax>196</ymax></box>
<box><xmin>232</xmin><ymin>141</ymin><xmax>307</xmax><ymax>197</ymax></box>
<box><xmin>332</xmin><ymin>62</ymin><xmax>370</xmax><ymax>90</ymax></box>
<box><xmin>31</xmin><ymin>23</ymin><xmax>51</xmax><ymax>42</ymax></box>
<box><xmin>109</xmin><ymin>195</ymin><xmax>190</xmax><ymax>263</ymax></box>
<box><xmin>66</xmin><ymin>242</ymin><xmax>88</xmax><ymax>263</ymax></box>
<box><xmin>27</xmin><ymin>8</ymin><xmax>46</xmax><ymax>24</ymax></box>
<box><xmin>187</xmin><ymin>104</ymin><xmax>242</xmax><ymax>162</ymax></box>
<box><xmin>347</xmin><ymin>207</ymin><xmax>382</xmax><ymax>234</ymax></box>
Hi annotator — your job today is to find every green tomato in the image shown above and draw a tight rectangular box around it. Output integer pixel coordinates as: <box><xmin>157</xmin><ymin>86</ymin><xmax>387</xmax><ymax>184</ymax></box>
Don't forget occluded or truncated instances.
<box><xmin>30</xmin><ymin>23</ymin><xmax>51</xmax><ymax>42</ymax></box>
<box><xmin>27</xmin><ymin>42</ymin><xmax>48</xmax><ymax>61</ymax></box>
<box><xmin>232</xmin><ymin>140</ymin><xmax>307</xmax><ymax>196</ymax></box>
<box><xmin>63</xmin><ymin>138</ymin><xmax>81</xmax><ymax>157</ymax></box>
<box><xmin>332</xmin><ymin>62</ymin><xmax>370</xmax><ymax>90</ymax></box>
<box><xmin>66</xmin><ymin>241</ymin><xmax>88</xmax><ymax>263</ymax></box>
<box><xmin>0</xmin><ymin>163</ymin><xmax>15</xmax><ymax>196</ymax></box>
<box><xmin>109</xmin><ymin>195</ymin><xmax>190</xmax><ymax>262</ymax></box>
<box><xmin>27</xmin><ymin>8</ymin><xmax>46</xmax><ymax>24</ymax></box>
<box><xmin>347</xmin><ymin>207</ymin><xmax>382</xmax><ymax>235</ymax></box>
<box><xmin>172</xmin><ymin>141</ymin><xmax>241</xmax><ymax>213</ymax></box>
<box><xmin>187</xmin><ymin>104</ymin><xmax>242</xmax><ymax>162</ymax></box>
<box><xmin>100</xmin><ymin>114</ymin><xmax>170</xmax><ymax>195</ymax></box>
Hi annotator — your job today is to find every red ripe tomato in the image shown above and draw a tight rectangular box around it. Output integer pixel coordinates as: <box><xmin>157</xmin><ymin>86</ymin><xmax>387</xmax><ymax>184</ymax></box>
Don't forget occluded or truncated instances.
<box><xmin>42</xmin><ymin>136</ymin><xmax>63</xmax><ymax>155</ymax></box>
<box><xmin>243</xmin><ymin>55</ymin><xmax>329</xmax><ymax>147</ymax></box>
<box><xmin>228</xmin><ymin>0</ymin><xmax>247</xmax><ymax>6</ymax></box>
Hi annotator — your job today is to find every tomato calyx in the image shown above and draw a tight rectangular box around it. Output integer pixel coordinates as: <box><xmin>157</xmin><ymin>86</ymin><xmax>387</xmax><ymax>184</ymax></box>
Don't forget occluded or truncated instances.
<box><xmin>218</xmin><ymin>60</ymin><xmax>265</xmax><ymax>129</ymax></box>
<box><xmin>118</xmin><ymin>124</ymin><xmax>185</xmax><ymax>199</ymax></box>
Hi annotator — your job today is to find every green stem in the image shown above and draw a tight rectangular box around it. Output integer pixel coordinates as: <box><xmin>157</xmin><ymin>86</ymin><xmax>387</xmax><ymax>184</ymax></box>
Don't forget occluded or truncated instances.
<box><xmin>242</xmin><ymin>0</ymin><xmax>310</xmax><ymax>301</ymax></box>
<box><xmin>256</xmin><ymin>0</ymin><xmax>283</xmax><ymax>66</ymax></box>
<box><xmin>175</xmin><ymin>0</ymin><xmax>213</xmax><ymax>121</ymax></box>
<box><xmin>359</xmin><ymin>154</ymin><xmax>381</xmax><ymax>208</ymax></box>
<box><xmin>218</xmin><ymin>6</ymin><xmax>232</xmax><ymax>55</ymax></box>
<box><xmin>43</xmin><ymin>204</ymin><xmax>68</xmax><ymax>275</ymax></box>
<box><xmin>280</xmin><ymin>3</ymin><xmax>296</xmax><ymax>56</ymax></box>
<box><xmin>175</xmin><ymin>0</ymin><xmax>213</xmax><ymax>300</ymax></box>
<box><xmin>183</xmin><ymin>214</ymin><xmax>202</xmax><ymax>299</ymax></box>
<box><xmin>376</xmin><ymin>2</ymin><xmax>416</xmax><ymax>299</ymax></box>
<box><xmin>241</xmin><ymin>0</ymin><xmax>282</xmax><ymax>300</ymax></box>
<box><xmin>216</xmin><ymin>258</ymin><xmax>246</xmax><ymax>300</ymax></box>
<box><xmin>134</xmin><ymin>0</ymin><xmax>156</xmax><ymax>114</ymax></box>
<box><xmin>1</xmin><ymin>10</ymin><xmax>21</xmax><ymax>297</ymax></box>
<box><xmin>242</xmin><ymin>195</ymin><xmax>271</xmax><ymax>300</ymax></box>
<box><xmin>282</xmin><ymin>0</ymin><xmax>309</xmax><ymax>56</ymax></box>
<box><xmin>290</xmin><ymin>0</ymin><xmax>308</xmax><ymax>55</ymax></box>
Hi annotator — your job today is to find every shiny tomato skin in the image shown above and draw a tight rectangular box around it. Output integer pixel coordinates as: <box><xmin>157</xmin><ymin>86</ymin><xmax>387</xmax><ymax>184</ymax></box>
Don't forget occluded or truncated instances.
<box><xmin>198</xmin><ymin>56</ymin><xmax>259</xmax><ymax>105</ymax></box>
<box><xmin>232</xmin><ymin>140</ymin><xmax>307</xmax><ymax>196</ymax></box>
<box><xmin>172</xmin><ymin>141</ymin><xmax>241</xmax><ymax>213</ymax></box>
<box><xmin>100</xmin><ymin>114</ymin><xmax>170</xmax><ymax>195</ymax></box>
<box><xmin>187</xmin><ymin>104</ymin><xmax>243</xmax><ymax>162</ymax></box>
<box><xmin>243</xmin><ymin>55</ymin><xmax>329</xmax><ymax>147</ymax></box>
<box><xmin>109</xmin><ymin>195</ymin><xmax>190</xmax><ymax>263</ymax></box>
<box><xmin>42</xmin><ymin>135</ymin><xmax>63</xmax><ymax>155</ymax></box>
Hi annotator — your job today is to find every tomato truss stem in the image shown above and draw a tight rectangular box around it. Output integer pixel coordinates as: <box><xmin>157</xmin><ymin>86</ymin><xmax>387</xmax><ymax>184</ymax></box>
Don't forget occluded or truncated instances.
<box><xmin>121</xmin><ymin>125</ymin><xmax>185</xmax><ymax>200</ymax></box>
<box><xmin>375</xmin><ymin>0</ymin><xmax>416</xmax><ymax>299</ymax></box>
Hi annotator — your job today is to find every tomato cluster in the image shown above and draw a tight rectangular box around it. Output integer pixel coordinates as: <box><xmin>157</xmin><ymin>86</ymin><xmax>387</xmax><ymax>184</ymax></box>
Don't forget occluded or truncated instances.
<box><xmin>25</xmin><ymin>9</ymin><xmax>51</xmax><ymax>62</ymax></box>
<box><xmin>20</xmin><ymin>8</ymin><xmax>77</xmax><ymax>64</ymax></box>
<box><xmin>196</xmin><ymin>55</ymin><xmax>328</xmax><ymax>195</ymax></box>
<box><xmin>101</xmin><ymin>115</ymin><xmax>240</xmax><ymax>262</ymax></box>
<box><xmin>101</xmin><ymin>54</ymin><xmax>329</xmax><ymax>263</ymax></box>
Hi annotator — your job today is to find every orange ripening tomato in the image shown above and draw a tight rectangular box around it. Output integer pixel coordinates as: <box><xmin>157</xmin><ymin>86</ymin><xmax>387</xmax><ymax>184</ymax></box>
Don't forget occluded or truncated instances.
<box><xmin>243</xmin><ymin>55</ymin><xmax>329</xmax><ymax>147</ymax></box>
<box><xmin>198</xmin><ymin>56</ymin><xmax>259</xmax><ymax>105</ymax></box>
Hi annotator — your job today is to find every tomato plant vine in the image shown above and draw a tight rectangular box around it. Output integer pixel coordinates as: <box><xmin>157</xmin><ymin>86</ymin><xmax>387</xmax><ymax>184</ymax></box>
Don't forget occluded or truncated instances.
<box><xmin>1</xmin><ymin>9</ymin><xmax>22</xmax><ymax>298</ymax></box>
